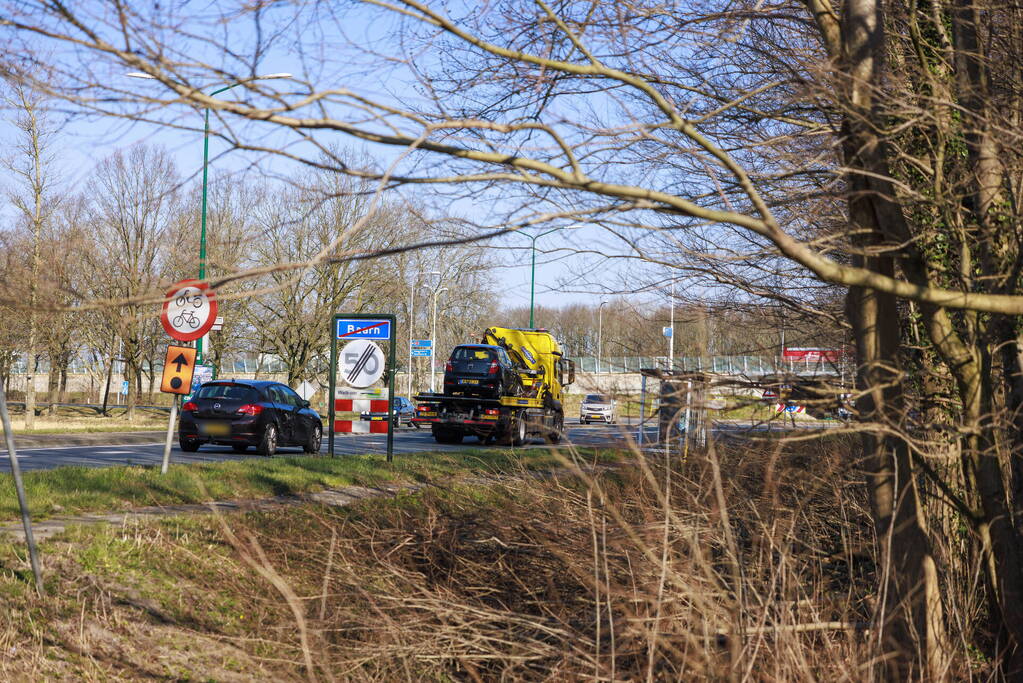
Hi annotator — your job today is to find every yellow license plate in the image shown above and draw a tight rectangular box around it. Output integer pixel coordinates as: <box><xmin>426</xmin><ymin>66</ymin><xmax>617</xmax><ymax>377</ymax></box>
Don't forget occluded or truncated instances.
<box><xmin>418</xmin><ymin>412</ymin><xmax>437</xmax><ymax>417</ymax></box>
<box><xmin>371</xmin><ymin>416</ymin><xmax>385</xmax><ymax>421</ymax></box>
<box><xmin>201</xmin><ymin>422</ymin><xmax>230</xmax><ymax>436</ymax></box>
<box><xmin>459</xmin><ymin>379</ymin><xmax>479</xmax><ymax>384</ymax></box>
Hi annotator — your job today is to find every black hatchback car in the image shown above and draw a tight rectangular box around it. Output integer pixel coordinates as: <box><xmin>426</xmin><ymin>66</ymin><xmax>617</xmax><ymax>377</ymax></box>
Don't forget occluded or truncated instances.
<box><xmin>443</xmin><ymin>344</ymin><xmax>521</xmax><ymax>398</ymax></box>
<box><xmin>179</xmin><ymin>380</ymin><xmax>323</xmax><ymax>456</ymax></box>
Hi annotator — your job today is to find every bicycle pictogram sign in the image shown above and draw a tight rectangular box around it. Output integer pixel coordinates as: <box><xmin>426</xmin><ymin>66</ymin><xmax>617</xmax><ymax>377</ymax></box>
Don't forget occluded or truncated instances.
<box><xmin>161</xmin><ymin>279</ymin><xmax>218</xmax><ymax>342</ymax></box>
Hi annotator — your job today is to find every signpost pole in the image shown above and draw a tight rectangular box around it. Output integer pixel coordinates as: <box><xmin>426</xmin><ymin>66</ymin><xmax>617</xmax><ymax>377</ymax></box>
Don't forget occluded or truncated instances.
<box><xmin>328</xmin><ymin>330</ymin><xmax>337</xmax><ymax>457</ymax></box>
<box><xmin>161</xmin><ymin>395</ymin><xmax>179</xmax><ymax>474</ymax></box>
<box><xmin>387</xmin><ymin>326</ymin><xmax>396</xmax><ymax>463</ymax></box>
<box><xmin>0</xmin><ymin>377</ymin><xmax>44</xmax><ymax>595</ymax></box>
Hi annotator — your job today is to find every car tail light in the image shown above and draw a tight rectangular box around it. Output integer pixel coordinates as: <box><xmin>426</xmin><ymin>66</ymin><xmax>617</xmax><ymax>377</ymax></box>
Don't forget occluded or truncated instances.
<box><xmin>488</xmin><ymin>360</ymin><xmax>499</xmax><ymax>375</ymax></box>
<box><xmin>484</xmin><ymin>408</ymin><xmax>499</xmax><ymax>416</ymax></box>
<box><xmin>236</xmin><ymin>403</ymin><xmax>263</xmax><ymax>416</ymax></box>
<box><xmin>417</xmin><ymin>405</ymin><xmax>431</xmax><ymax>412</ymax></box>
<box><xmin>182</xmin><ymin>401</ymin><xmax>198</xmax><ymax>412</ymax></box>
<box><xmin>445</xmin><ymin>361</ymin><xmax>453</xmax><ymax>371</ymax></box>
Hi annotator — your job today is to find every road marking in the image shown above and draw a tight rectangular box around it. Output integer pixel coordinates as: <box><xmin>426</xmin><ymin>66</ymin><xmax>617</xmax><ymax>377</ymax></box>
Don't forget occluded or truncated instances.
<box><xmin>0</xmin><ymin>442</ymin><xmax>164</xmax><ymax>453</ymax></box>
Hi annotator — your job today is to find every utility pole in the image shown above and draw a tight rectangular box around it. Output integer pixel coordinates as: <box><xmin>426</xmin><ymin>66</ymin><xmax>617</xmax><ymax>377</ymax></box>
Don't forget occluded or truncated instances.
<box><xmin>430</xmin><ymin>286</ymin><xmax>448</xmax><ymax>393</ymax></box>
<box><xmin>669</xmin><ymin>278</ymin><xmax>675</xmax><ymax>369</ymax></box>
<box><xmin>406</xmin><ymin>270</ymin><xmax>440</xmax><ymax>397</ymax></box>
<box><xmin>597</xmin><ymin>301</ymin><xmax>608</xmax><ymax>375</ymax></box>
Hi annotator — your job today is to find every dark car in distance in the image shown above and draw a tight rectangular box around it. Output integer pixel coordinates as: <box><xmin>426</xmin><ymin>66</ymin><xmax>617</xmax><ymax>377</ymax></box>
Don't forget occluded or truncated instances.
<box><xmin>179</xmin><ymin>380</ymin><xmax>323</xmax><ymax>456</ymax></box>
<box><xmin>443</xmin><ymin>344</ymin><xmax>521</xmax><ymax>398</ymax></box>
<box><xmin>360</xmin><ymin>396</ymin><xmax>417</xmax><ymax>427</ymax></box>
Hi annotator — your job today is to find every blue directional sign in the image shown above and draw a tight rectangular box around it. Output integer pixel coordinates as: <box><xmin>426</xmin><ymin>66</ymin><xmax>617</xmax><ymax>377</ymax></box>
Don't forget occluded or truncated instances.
<box><xmin>410</xmin><ymin>339</ymin><xmax>433</xmax><ymax>349</ymax></box>
<box><xmin>336</xmin><ymin>318</ymin><xmax>391</xmax><ymax>340</ymax></box>
<box><xmin>411</xmin><ymin>349</ymin><xmax>432</xmax><ymax>357</ymax></box>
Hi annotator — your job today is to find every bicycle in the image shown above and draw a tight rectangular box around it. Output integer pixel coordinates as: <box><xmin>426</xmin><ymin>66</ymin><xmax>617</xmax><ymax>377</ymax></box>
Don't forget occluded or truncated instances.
<box><xmin>172</xmin><ymin>309</ymin><xmax>201</xmax><ymax>330</ymax></box>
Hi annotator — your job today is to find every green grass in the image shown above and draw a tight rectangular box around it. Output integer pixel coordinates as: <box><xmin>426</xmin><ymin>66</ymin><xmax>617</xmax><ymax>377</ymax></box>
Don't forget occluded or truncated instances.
<box><xmin>0</xmin><ymin>447</ymin><xmax>621</xmax><ymax>522</ymax></box>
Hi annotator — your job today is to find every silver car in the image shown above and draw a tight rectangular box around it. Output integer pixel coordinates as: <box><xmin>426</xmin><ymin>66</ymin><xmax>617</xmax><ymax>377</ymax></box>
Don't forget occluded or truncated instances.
<box><xmin>580</xmin><ymin>393</ymin><xmax>616</xmax><ymax>424</ymax></box>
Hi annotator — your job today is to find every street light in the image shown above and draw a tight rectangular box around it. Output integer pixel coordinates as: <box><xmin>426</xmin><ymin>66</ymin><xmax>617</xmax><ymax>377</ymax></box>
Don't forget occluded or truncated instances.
<box><xmin>407</xmin><ymin>270</ymin><xmax>441</xmax><ymax>397</ymax></box>
<box><xmin>430</xmin><ymin>286</ymin><xmax>449</xmax><ymax>393</ymax></box>
<box><xmin>127</xmin><ymin>71</ymin><xmax>291</xmax><ymax>362</ymax></box>
<box><xmin>597</xmin><ymin>300</ymin><xmax>609</xmax><ymax>375</ymax></box>
<box><xmin>524</xmin><ymin>224</ymin><xmax>582</xmax><ymax>328</ymax></box>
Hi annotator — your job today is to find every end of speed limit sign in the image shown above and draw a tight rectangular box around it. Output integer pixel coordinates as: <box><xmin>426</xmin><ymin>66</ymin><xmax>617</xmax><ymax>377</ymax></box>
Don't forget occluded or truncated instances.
<box><xmin>161</xmin><ymin>279</ymin><xmax>218</xmax><ymax>342</ymax></box>
<box><xmin>340</xmin><ymin>339</ymin><xmax>386</xmax><ymax>388</ymax></box>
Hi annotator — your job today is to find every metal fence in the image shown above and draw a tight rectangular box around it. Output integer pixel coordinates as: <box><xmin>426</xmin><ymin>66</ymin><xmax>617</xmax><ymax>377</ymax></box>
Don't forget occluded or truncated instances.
<box><xmin>574</xmin><ymin>355</ymin><xmax>849</xmax><ymax>376</ymax></box>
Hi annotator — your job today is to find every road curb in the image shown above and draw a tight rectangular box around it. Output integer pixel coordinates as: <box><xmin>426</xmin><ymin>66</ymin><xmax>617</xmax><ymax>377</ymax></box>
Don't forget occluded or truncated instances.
<box><xmin>0</xmin><ymin>431</ymin><xmax>165</xmax><ymax>450</ymax></box>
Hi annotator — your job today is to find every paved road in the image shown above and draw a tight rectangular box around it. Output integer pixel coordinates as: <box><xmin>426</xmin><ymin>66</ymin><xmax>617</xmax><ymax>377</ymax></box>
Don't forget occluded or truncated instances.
<box><xmin>0</xmin><ymin>423</ymin><xmax>634</xmax><ymax>472</ymax></box>
<box><xmin>0</xmin><ymin>418</ymin><xmax>841</xmax><ymax>473</ymax></box>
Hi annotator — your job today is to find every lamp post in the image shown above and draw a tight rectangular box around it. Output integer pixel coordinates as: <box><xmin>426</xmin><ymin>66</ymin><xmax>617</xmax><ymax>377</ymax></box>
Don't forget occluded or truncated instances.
<box><xmin>127</xmin><ymin>71</ymin><xmax>291</xmax><ymax>362</ymax></box>
<box><xmin>597</xmin><ymin>301</ymin><xmax>609</xmax><ymax>375</ymax></box>
<box><xmin>407</xmin><ymin>270</ymin><xmax>440</xmax><ymax>397</ymax></box>
<box><xmin>430</xmin><ymin>286</ymin><xmax>448</xmax><ymax>393</ymax></box>
<box><xmin>525</xmin><ymin>224</ymin><xmax>583</xmax><ymax>328</ymax></box>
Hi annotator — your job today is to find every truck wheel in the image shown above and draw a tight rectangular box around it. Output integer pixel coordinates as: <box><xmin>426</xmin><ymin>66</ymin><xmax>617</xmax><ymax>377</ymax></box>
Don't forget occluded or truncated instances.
<box><xmin>511</xmin><ymin>411</ymin><xmax>527</xmax><ymax>447</ymax></box>
<box><xmin>545</xmin><ymin>412</ymin><xmax>564</xmax><ymax>444</ymax></box>
<box><xmin>432</xmin><ymin>426</ymin><xmax>464</xmax><ymax>445</ymax></box>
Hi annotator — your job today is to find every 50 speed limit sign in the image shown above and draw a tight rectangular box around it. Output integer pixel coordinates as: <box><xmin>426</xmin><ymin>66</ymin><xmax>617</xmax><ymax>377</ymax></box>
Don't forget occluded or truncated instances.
<box><xmin>161</xmin><ymin>279</ymin><xmax>218</xmax><ymax>342</ymax></box>
<box><xmin>339</xmin><ymin>339</ymin><xmax>385</xmax><ymax>388</ymax></box>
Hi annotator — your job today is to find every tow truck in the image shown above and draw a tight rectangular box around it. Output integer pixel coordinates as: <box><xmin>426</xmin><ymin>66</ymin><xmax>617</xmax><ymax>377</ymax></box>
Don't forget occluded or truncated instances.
<box><xmin>413</xmin><ymin>327</ymin><xmax>575</xmax><ymax>445</ymax></box>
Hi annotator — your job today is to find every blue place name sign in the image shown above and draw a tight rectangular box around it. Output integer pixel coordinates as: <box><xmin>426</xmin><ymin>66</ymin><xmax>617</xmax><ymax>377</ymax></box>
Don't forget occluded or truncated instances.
<box><xmin>336</xmin><ymin>319</ymin><xmax>391</xmax><ymax>340</ymax></box>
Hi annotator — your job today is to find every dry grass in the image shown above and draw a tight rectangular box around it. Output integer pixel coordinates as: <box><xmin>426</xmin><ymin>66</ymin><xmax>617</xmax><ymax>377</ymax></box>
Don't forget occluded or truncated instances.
<box><xmin>0</xmin><ymin>438</ymin><xmax>992</xmax><ymax>680</ymax></box>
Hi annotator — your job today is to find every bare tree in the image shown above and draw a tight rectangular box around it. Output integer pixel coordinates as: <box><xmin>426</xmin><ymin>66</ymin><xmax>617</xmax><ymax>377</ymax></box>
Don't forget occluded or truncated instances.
<box><xmin>86</xmin><ymin>145</ymin><xmax>180</xmax><ymax>422</ymax></box>
<box><xmin>2</xmin><ymin>80</ymin><xmax>58</xmax><ymax>428</ymax></box>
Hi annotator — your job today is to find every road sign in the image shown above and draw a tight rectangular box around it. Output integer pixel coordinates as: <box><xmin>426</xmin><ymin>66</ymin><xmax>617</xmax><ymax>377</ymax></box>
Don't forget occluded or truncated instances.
<box><xmin>329</xmin><ymin>313</ymin><xmax>397</xmax><ymax>462</ymax></box>
<box><xmin>336</xmin><ymin>318</ymin><xmax>391</xmax><ymax>340</ymax></box>
<box><xmin>339</xmin><ymin>339</ymin><xmax>385</xmax><ymax>388</ymax></box>
<box><xmin>185</xmin><ymin>363</ymin><xmax>215</xmax><ymax>400</ymax></box>
<box><xmin>160</xmin><ymin>345</ymin><xmax>197</xmax><ymax>395</ymax></box>
<box><xmin>411</xmin><ymin>349</ymin><xmax>432</xmax><ymax>357</ymax></box>
<box><xmin>211</xmin><ymin>316</ymin><xmax>224</xmax><ymax>331</ymax></box>
<box><xmin>662</xmin><ymin>326</ymin><xmax>673</xmax><ymax>338</ymax></box>
<box><xmin>161</xmin><ymin>279</ymin><xmax>218</xmax><ymax>342</ymax></box>
<box><xmin>296</xmin><ymin>380</ymin><xmax>317</xmax><ymax>401</ymax></box>
<box><xmin>411</xmin><ymin>339</ymin><xmax>433</xmax><ymax>348</ymax></box>
<box><xmin>120</xmin><ymin>380</ymin><xmax>129</xmax><ymax>396</ymax></box>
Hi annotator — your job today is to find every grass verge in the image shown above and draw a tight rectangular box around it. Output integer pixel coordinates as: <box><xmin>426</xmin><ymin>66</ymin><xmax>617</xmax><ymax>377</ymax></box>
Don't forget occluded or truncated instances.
<box><xmin>0</xmin><ymin>447</ymin><xmax>621</xmax><ymax>521</ymax></box>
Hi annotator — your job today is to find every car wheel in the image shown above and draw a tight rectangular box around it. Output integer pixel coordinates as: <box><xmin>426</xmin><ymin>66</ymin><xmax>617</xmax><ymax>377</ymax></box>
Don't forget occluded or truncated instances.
<box><xmin>232</xmin><ymin>443</ymin><xmax>249</xmax><ymax>453</ymax></box>
<box><xmin>258</xmin><ymin>423</ymin><xmax>278</xmax><ymax>456</ymax></box>
<box><xmin>179</xmin><ymin>437</ymin><xmax>201</xmax><ymax>452</ymax></box>
<box><xmin>304</xmin><ymin>423</ymin><xmax>322</xmax><ymax>454</ymax></box>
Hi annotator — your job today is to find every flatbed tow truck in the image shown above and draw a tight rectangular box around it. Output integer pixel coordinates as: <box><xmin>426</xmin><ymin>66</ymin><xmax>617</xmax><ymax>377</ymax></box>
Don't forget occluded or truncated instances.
<box><xmin>413</xmin><ymin>327</ymin><xmax>575</xmax><ymax>445</ymax></box>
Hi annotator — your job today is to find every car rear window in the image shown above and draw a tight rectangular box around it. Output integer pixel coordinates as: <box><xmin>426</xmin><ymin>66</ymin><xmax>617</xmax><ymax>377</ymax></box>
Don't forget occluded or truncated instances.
<box><xmin>195</xmin><ymin>384</ymin><xmax>260</xmax><ymax>401</ymax></box>
<box><xmin>451</xmin><ymin>347</ymin><xmax>496</xmax><ymax>361</ymax></box>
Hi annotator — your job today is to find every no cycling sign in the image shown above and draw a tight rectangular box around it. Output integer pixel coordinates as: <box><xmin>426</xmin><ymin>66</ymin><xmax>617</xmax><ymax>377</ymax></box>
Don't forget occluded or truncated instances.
<box><xmin>328</xmin><ymin>313</ymin><xmax>397</xmax><ymax>461</ymax></box>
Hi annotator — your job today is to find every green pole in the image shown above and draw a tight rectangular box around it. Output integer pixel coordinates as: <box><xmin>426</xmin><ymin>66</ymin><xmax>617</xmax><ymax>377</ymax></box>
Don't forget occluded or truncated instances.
<box><xmin>529</xmin><ymin>235</ymin><xmax>537</xmax><ymax>328</ymax></box>
<box><xmin>197</xmin><ymin>83</ymin><xmax>242</xmax><ymax>363</ymax></box>
<box><xmin>527</xmin><ymin>227</ymin><xmax>562</xmax><ymax>329</ymax></box>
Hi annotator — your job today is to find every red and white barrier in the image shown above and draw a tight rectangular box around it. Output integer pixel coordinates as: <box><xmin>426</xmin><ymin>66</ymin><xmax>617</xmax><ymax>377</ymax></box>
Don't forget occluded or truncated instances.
<box><xmin>774</xmin><ymin>403</ymin><xmax>805</xmax><ymax>413</ymax></box>
<box><xmin>334</xmin><ymin>419</ymin><xmax>390</xmax><ymax>434</ymax></box>
<box><xmin>333</xmin><ymin>398</ymin><xmax>391</xmax><ymax>434</ymax></box>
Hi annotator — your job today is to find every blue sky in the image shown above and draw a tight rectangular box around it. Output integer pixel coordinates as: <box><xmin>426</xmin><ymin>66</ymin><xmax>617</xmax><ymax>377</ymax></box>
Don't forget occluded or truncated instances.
<box><xmin>0</xmin><ymin>1</ymin><xmax>660</xmax><ymax>311</ymax></box>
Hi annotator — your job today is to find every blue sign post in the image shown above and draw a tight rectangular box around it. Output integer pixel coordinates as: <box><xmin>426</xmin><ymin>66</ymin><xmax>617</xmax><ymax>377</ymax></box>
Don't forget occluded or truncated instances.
<box><xmin>336</xmin><ymin>319</ymin><xmax>392</xmax><ymax>340</ymax></box>
<box><xmin>410</xmin><ymin>339</ymin><xmax>432</xmax><ymax>357</ymax></box>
